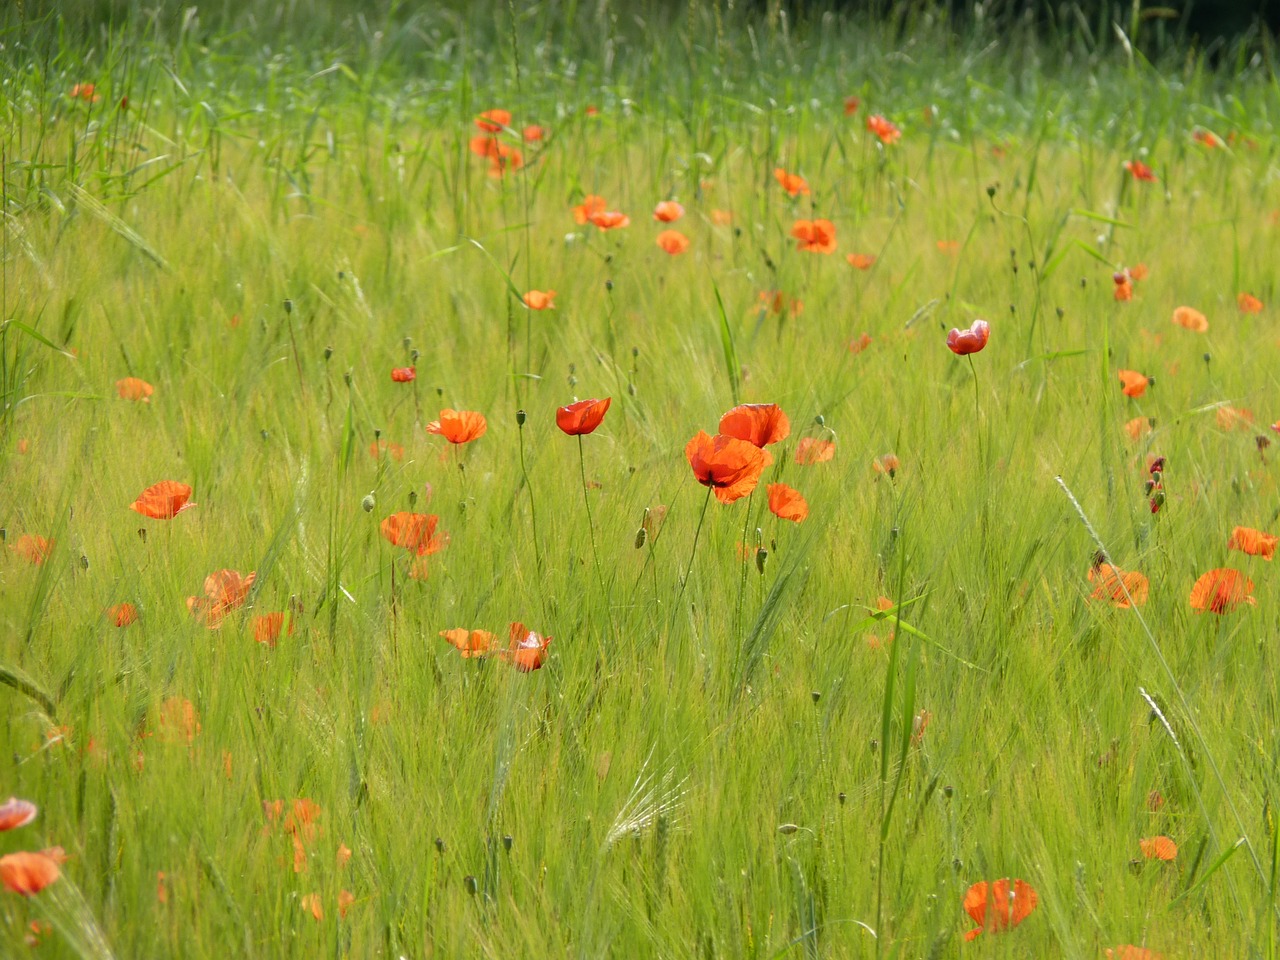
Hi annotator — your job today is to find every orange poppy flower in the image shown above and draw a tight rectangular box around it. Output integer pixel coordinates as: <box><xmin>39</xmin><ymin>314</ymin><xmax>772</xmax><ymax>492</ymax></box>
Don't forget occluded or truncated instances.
<box><xmin>10</xmin><ymin>535</ymin><xmax>52</xmax><ymax>565</ymax></box>
<box><xmin>962</xmin><ymin>878</ymin><xmax>1037</xmax><ymax>941</ymax></box>
<box><xmin>556</xmin><ymin>397</ymin><xmax>611</xmax><ymax>436</ymax></box>
<box><xmin>1107</xmin><ymin>947</ymin><xmax>1163</xmax><ymax>960</ymax></box>
<box><xmin>773</xmin><ymin>168</ymin><xmax>810</xmax><ymax>197</ymax></box>
<box><xmin>587</xmin><ymin>209</ymin><xmax>630</xmax><ymax>230</ymax></box>
<box><xmin>130</xmin><ymin>481</ymin><xmax>195</xmax><ymax>520</ymax></box>
<box><xmin>767</xmin><ymin>483</ymin><xmax>808</xmax><ymax>523</ymax></box>
<box><xmin>795</xmin><ymin>438</ymin><xmax>835</xmax><ymax>465</ymax></box>
<box><xmin>1238</xmin><ymin>292</ymin><xmax>1264</xmax><ymax>313</ymax></box>
<box><xmin>848</xmin><ymin>333</ymin><xmax>873</xmax><ymax>354</ymax></box>
<box><xmin>475</xmin><ymin>109</ymin><xmax>511</xmax><ymax>132</ymax></box>
<box><xmin>711</xmin><ymin>209</ymin><xmax>733</xmax><ymax>226</ymax></box>
<box><xmin>866</xmin><ymin>114</ymin><xmax>901</xmax><ymax>144</ymax></box>
<box><xmin>301</xmin><ymin>893</ymin><xmax>323</xmax><ymax>921</ymax></box>
<box><xmin>486</xmin><ymin>143</ymin><xmax>523</xmax><ymax>177</ymax></box>
<box><xmin>522</xmin><ymin>125</ymin><xmax>545</xmax><ymax>142</ymax></box>
<box><xmin>1118</xmin><ymin>370</ymin><xmax>1150</xmax><ymax>398</ymax></box>
<box><xmin>253</xmin><ymin>612</ymin><xmax>293</xmax><ymax>647</ymax></box>
<box><xmin>426</xmin><ymin>409</ymin><xmax>487</xmax><ymax>444</ymax></box>
<box><xmin>439</xmin><ymin>628</ymin><xmax>498</xmax><ymax>658</ymax></box>
<box><xmin>116</xmin><ymin>377</ymin><xmax>154</xmax><ymax>401</ymax></box>
<box><xmin>369</xmin><ymin>439</ymin><xmax>404</xmax><ymax>461</ymax></box>
<box><xmin>791</xmin><ymin>219</ymin><xmax>837</xmax><ymax>254</ymax></box>
<box><xmin>1172</xmin><ymin>306</ymin><xmax>1208</xmax><ymax>332</ymax></box>
<box><xmin>107</xmin><ymin>603</ymin><xmax>139</xmax><ymax>627</ymax></box>
<box><xmin>338</xmin><ymin>889</ymin><xmax>355</xmax><ymax>918</ymax></box>
<box><xmin>468</xmin><ymin>134</ymin><xmax>500</xmax><ymax>158</ymax></box>
<box><xmin>685</xmin><ymin>431</ymin><xmax>771</xmax><ymax>504</ymax></box>
<box><xmin>1088</xmin><ymin>563</ymin><xmax>1150</xmax><ymax>608</ymax></box>
<box><xmin>1129</xmin><ymin>263</ymin><xmax>1149</xmax><ymax>280</ymax></box>
<box><xmin>1192</xmin><ymin>128</ymin><xmax>1222</xmax><ymax>148</ymax></box>
<box><xmin>1114</xmin><ymin>275</ymin><xmax>1134</xmax><ymax>301</ymax></box>
<box><xmin>656</xmin><ymin>230</ymin><xmax>690</xmax><ymax>255</ymax></box>
<box><xmin>653</xmin><ymin>201</ymin><xmax>685</xmax><ymax>222</ymax></box>
<box><xmin>843</xmin><ymin>95</ymin><xmax>860</xmax><ymax>116</ymax></box>
<box><xmin>719</xmin><ymin>403</ymin><xmax>791</xmax><ymax>447</ymax></box>
<box><xmin>0</xmin><ymin>799</ymin><xmax>37</xmax><ymax>832</ymax></box>
<box><xmin>391</xmin><ymin>367</ymin><xmax>415</xmax><ymax>382</ymax></box>
<box><xmin>846</xmin><ymin>253</ymin><xmax>876</xmax><ymax>270</ymax></box>
<box><xmin>1217</xmin><ymin>406</ymin><xmax>1254</xmax><ymax>431</ymax></box>
<box><xmin>756</xmin><ymin>290</ymin><xmax>803</xmax><ymax>317</ymax></box>
<box><xmin>1189</xmin><ymin>568</ymin><xmax>1255</xmax><ymax>614</ymax></box>
<box><xmin>1125</xmin><ymin>417</ymin><xmax>1154</xmax><ymax>442</ymax></box>
<box><xmin>946</xmin><ymin>319</ymin><xmax>990</xmax><ymax>355</ymax></box>
<box><xmin>522</xmin><ymin>290</ymin><xmax>556</xmax><ymax>310</ymax></box>
<box><xmin>0</xmin><ymin>852</ymin><xmax>59</xmax><ymax>896</ymax></box>
<box><xmin>573</xmin><ymin>195</ymin><xmax>607</xmax><ymax>224</ymax></box>
<box><xmin>873</xmin><ymin>453</ymin><xmax>900</xmax><ymax>477</ymax></box>
<box><xmin>380</xmin><ymin>513</ymin><xmax>448</xmax><ymax>555</ymax></box>
<box><xmin>1228</xmin><ymin>526</ymin><xmax>1278</xmax><ymax>560</ymax></box>
<box><xmin>1124</xmin><ymin>159</ymin><xmax>1157</xmax><ymax>182</ymax></box>
<box><xmin>501</xmin><ymin>622</ymin><xmax>552</xmax><ymax>672</ymax></box>
<box><xmin>1139</xmin><ymin>836</ymin><xmax>1178</xmax><ymax>861</ymax></box>
<box><xmin>157</xmin><ymin>696</ymin><xmax>201</xmax><ymax>743</ymax></box>
<box><xmin>187</xmin><ymin>569</ymin><xmax>256</xmax><ymax>628</ymax></box>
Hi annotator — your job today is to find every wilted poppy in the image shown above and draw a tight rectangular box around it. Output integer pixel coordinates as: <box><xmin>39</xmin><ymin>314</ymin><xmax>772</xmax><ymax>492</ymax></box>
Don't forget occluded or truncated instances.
<box><xmin>187</xmin><ymin>569</ymin><xmax>256</xmax><ymax>628</ymax></box>
<box><xmin>962</xmin><ymin>878</ymin><xmax>1037</xmax><ymax>941</ymax></box>
<box><xmin>767</xmin><ymin>484</ymin><xmax>808</xmax><ymax>523</ymax></box>
<box><xmin>572</xmin><ymin>195</ymin><xmax>607</xmax><ymax>224</ymax></box>
<box><xmin>522</xmin><ymin>290</ymin><xmax>556</xmax><ymax>310</ymax></box>
<box><xmin>380</xmin><ymin>513</ymin><xmax>448</xmax><ymax>555</ymax></box>
<box><xmin>719</xmin><ymin>403</ymin><xmax>790</xmax><ymax>447</ymax></box>
<box><xmin>475</xmin><ymin>109</ymin><xmax>511</xmax><ymax>133</ymax></box>
<box><xmin>1217</xmin><ymin>406</ymin><xmax>1254</xmax><ymax>431</ymax></box>
<box><xmin>426</xmin><ymin>409</ymin><xmax>487</xmax><ymax>444</ymax></box>
<box><xmin>1238</xmin><ymin>292</ymin><xmax>1264</xmax><ymax>313</ymax></box>
<box><xmin>10</xmin><ymin>535</ymin><xmax>52</xmax><ymax>565</ymax></box>
<box><xmin>866</xmin><ymin>114</ymin><xmax>901</xmax><ymax>144</ymax></box>
<box><xmin>116</xmin><ymin>377</ymin><xmax>154</xmax><ymax>401</ymax></box>
<box><xmin>522</xmin><ymin>125</ymin><xmax>545</xmax><ymax>142</ymax></box>
<box><xmin>556</xmin><ymin>398</ymin><xmax>611</xmax><ymax>436</ymax></box>
<box><xmin>1125</xmin><ymin>159</ymin><xmax>1157</xmax><ymax>182</ymax></box>
<box><xmin>1107</xmin><ymin>948</ymin><xmax>1163</xmax><ymax>960</ymax></box>
<box><xmin>0</xmin><ymin>799</ymin><xmax>37</xmax><ymax>832</ymax></box>
<box><xmin>846</xmin><ymin>253</ymin><xmax>876</xmax><ymax>270</ymax></box>
<box><xmin>1118</xmin><ymin>370</ymin><xmax>1151</xmax><ymax>398</ymax></box>
<box><xmin>1172</xmin><ymin>306</ymin><xmax>1208</xmax><ymax>332</ymax></box>
<box><xmin>685</xmin><ymin>431</ymin><xmax>771</xmax><ymax>504</ymax></box>
<box><xmin>873</xmin><ymin>453</ymin><xmax>900</xmax><ymax>477</ymax></box>
<box><xmin>795</xmin><ymin>438</ymin><xmax>835</xmax><ymax>465</ymax></box>
<box><xmin>946</xmin><ymin>319</ymin><xmax>990</xmax><ymax>355</ymax></box>
<box><xmin>1228</xmin><ymin>526</ymin><xmax>1278</xmax><ymax>560</ymax></box>
<box><xmin>1139</xmin><ymin>836</ymin><xmax>1178</xmax><ymax>861</ymax></box>
<box><xmin>253</xmin><ymin>612</ymin><xmax>293</xmax><ymax>647</ymax></box>
<box><xmin>587</xmin><ymin>209</ymin><xmax>630</xmax><ymax>230</ymax></box>
<box><xmin>773</xmin><ymin>168</ymin><xmax>810</xmax><ymax>197</ymax></box>
<box><xmin>843</xmin><ymin>95</ymin><xmax>860</xmax><ymax>116</ymax></box>
<box><xmin>0</xmin><ymin>853</ymin><xmax>59</xmax><ymax>896</ymax></box>
<box><xmin>130</xmin><ymin>481</ymin><xmax>195</xmax><ymax>520</ymax></box>
<box><xmin>1189</xmin><ymin>568</ymin><xmax>1255</xmax><ymax>614</ymax></box>
<box><xmin>391</xmin><ymin>367</ymin><xmax>415</xmax><ymax>382</ymax></box>
<box><xmin>1088</xmin><ymin>562</ymin><xmax>1149</xmax><ymax>608</ymax></box>
<box><xmin>107</xmin><ymin>603</ymin><xmax>139</xmax><ymax>627</ymax></box>
<box><xmin>791</xmin><ymin>219</ymin><xmax>837</xmax><ymax>254</ymax></box>
<box><xmin>653</xmin><ymin>201</ymin><xmax>685</xmax><ymax>222</ymax></box>
<box><xmin>439</xmin><ymin>628</ymin><xmax>498</xmax><ymax>658</ymax></box>
<box><xmin>656</xmin><ymin>230</ymin><xmax>690</xmax><ymax>255</ymax></box>
<box><xmin>501</xmin><ymin>622</ymin><xmax>551</xmax><ymax>672</ymax></box>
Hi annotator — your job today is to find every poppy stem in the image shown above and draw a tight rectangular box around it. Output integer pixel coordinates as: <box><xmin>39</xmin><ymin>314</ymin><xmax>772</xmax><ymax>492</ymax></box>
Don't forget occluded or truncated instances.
<box><xmin>517</xmin><ymin>419</ymin><xmax>543</xmax><ymax>575</ymax></box>
<box><xmin>676</xmin><ymin>487</ymin><xmax>714</xmax><ymax>606</ymax></box>
<box><xmin>734</xmin><ymin>488</ymin><xmax>755</xmax><ymax>642</ymax></box>
<box><xmin>578</xmin><ymin>436</ymin><xmax>609</xmax><ymax>607</ymax></box>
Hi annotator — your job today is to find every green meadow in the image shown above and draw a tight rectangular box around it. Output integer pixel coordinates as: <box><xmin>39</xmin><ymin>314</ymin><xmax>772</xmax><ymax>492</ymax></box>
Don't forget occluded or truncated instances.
<box><xmin>2</xmin><ymin>2</ymin><xmax>1280</xmax><ymax>956</ymax></box>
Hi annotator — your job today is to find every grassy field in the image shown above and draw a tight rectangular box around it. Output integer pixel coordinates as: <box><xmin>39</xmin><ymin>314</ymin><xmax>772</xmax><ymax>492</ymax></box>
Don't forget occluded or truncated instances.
<box><xmin>2</xmin><ymin>2</ymin><xmax>1280</xmax><ymax>957</ymax></box>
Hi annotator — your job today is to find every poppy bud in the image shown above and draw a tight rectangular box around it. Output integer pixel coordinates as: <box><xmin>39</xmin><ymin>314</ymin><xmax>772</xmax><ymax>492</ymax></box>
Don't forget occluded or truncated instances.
<box><xmin>605</xmin><ymin>280</ymin><xmax>613</xmax><ymax>291</ymax></box>
<box><xmin>502</xmin><ymin>835</ymin><xmax>513</xmax><ymax>852</ymax></box>
<box><xmin>1128</xmin><ymin>858</ymin><xmax>1143</xmax><ymax>876</ymax></box>
<box><xmin>337</xmin><ymin>271</ymin><xmax>344</xmax><ymax>280</ymax></box>
<box><xmin>628</xmin><ymin>383</ymin><xmax>636</xmax><ymax>396</ymax></box>
<box><xmin>361</xmin><ymin>494</ymin><xmax>375</xmax><ymax>513</ymax></box>
<box><xmin>1150</xmin><ymin>470</ymin><xmax>1161</xmax><ymax>486</ymax></box>
<box><xmin>1056</xmin><ymin>307</ymin><xmax>1065</xmax><ymax>319</ymax></box>
<box><xmin>777</xmin><ymin>823</ymin><xmax>799</xmax><ymax>835</ymax></box>
<box><xmin>138</xmin><ymin>528</ymin><xmax>146</xmax><ymax>543</ymax></box>
<box><xmin>516</xmin><ymin>409</ymin><xmax>526</xmax><ymax>427</ymax></box>
<box><xmin>1203</xmin><ymin>353</ymin><xmax>1211</xmax><ymax>364</ymax></box>
<box><xmin>434</xmin><ymin>838</ymin><xmax>445</xmax><ymax>853</ymax></box>
<box><xmin>869</xmin><ymin>739</ymin><xmax>878</xmax><ymax>754</ymax></box>
<box><xmin>943</xmin><ymin>785</ymin><xmax>954</xmax><ymax>799</ymax></box>
<box><xmin>0</xmin><ymin>528</ymin><xmax>5</xmax><ymax>541</ymax></box>
<box><xmin>283</xmin><ymin>299</ymin><xmax>293</xmax><ymax>314</ymax></box>
<box><xmin>374</xmin><ymin>428</ymin><xmax>382</xmax><ymax>440</ymax></box>
<box><xmin>323</xmin><ymin>345</ymin><xmax>333</xmax><ymax>361</ymax></box>
<box><xmin>634</xmin><ymin>527</ymin><xmax>647</xmax><ymax>549</ymax></box>
<box><xmin>464</xmin><ymin>875</ymin><xmax>477</xmax><ymax>895</ymax></box>
<box><xmin>811</xmin><ymin>691</ymin><xmax>821</xmax><ymax>703</ymax></box>
<box><xmin>1080</xmin><ymin>277</ymin><xmax>1087</xmax><ymax>288</ymax></box>
<box><xmin>411</xmin><ymin>349</ymin><xmax>420</xmax><ymax>362</ymax></box>
<box><xmin>837</xmin><ymin>791</ymin><xmax>846</xmax><ymax>804</ymax></box>
<box><xmin>80</xmin><ymin>554</ymin><xmax>89</xmax><ymax>570</ymax></box>
<box><xmin>408</xmin><ymin>491</ymin><xmax>417</xmax><ymax>506</ymax></box>
<box><xmin>403</xmin><ymin>337</ymin><xmax>412</xmax><ymax>350</ymax></box>
<box><xmin>343</xmin><ymin>370</ymin><xmax>352</xmax><ymax>386</ymax></box>
<box><xmin>436</xmin><ymin>387</ymin><xmax>443</xmax><ymax>397</ymax></box>
<box><xmin>261</xmin><ymin>429</ymin><xmax>269</xmax><ymax>441</ymax></box>
<box><xmin>814</xmin><ymin>414</ymin><xmax>825</xmax><ymax>427</ymax></box>
<box><xmin>952</xmin><ymin>858</ymin><xmax>963</xmax><ymax>873</ymax></box>
<box><xmin>569</xmin><ymin>375</ymin><xmax>578</xmax><ymax>387</ymax></box>
<box><xmin>756</xmin><ymin>548</ymin><xmax>768</xmax><ymax>574</ymax></box>
<box><xmin>986</xmin><ymin>183</ymin><xmax>997</xmax><ymax>198</ymax></box>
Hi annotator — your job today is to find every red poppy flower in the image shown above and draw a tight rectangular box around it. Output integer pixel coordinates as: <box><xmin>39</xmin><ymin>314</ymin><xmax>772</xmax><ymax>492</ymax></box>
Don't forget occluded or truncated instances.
<box><xmin>501</xmin><ymin>622</ymin><xmax>551</xmax><ymax>672</ymax></box>
<box><xmin>963</xmin><ymin>878</ymin><xmax>1037</xmax><ymax>941</ymax></box>
<box><xmin>187</xmin><ymin>569</ymin><xmax>256</xmax><ymax>628</ymax></box>
<box><xmin>756</xmin><ymin>290</ymin><xmax>803</xmax><ymax>317</ymax></box>
<box><xmin>719</xmin><ymin>403</ymin><xmax>790</xmax><ymax>447</ymax></box>
<box><xmin>1124</xmin><ymin>159</ymin><xmax>1157</xmax><ymax>182</ymax></box>
<box><xmin>587</xmin><ymin>209</ymin><xmax>630</xmax><ymax>230</ymax></box>
<box><xmin>791</xmin><ymin>219</ymin><xmax>837</xmax><ymax>254</ymax></box>
<box><xmin>439</xmin><ymin>628</ymin><xmax>498</xmax><ymax>659</ymax></box>
<box><xmin>846</xmin><ymin>253</ymin><xmax>876</xmax><ymax>270</ymax></box>
<box><xmin>130</xmin><ymin>481</ymin><xmax>195</xmax><ymax>520</ymax></box>
<box><xmin>795</xmin><ymin>438</ymin><xmax>835</xmax><ymax>465</ymax></box>
<box><xmin>0</xmin><ymin>799</ymin><xmax>37</xmax><ymax>832</ymax></box>
<box><xmin>656</xmin><ymin>230</ymin><xmax>690</xmax><ymax>254</ymax></box>
<box><xmin>848</xmin><ymin>333</ymin><xmax>873</xmax><ymax>354</ymax></box>
<box><xmin>253</xmin><ymin>612</ymin><xmax>293</xmax><ymax>647</ymax></box>
<box><xmin>69</xmin><ymin>83</ymin><xmax>99</xmax><ymax>102</ymax></box>
<box><xmin>1228</xmin><ymin>526</ymin><xmax>1278</xmax><ymax>560</ymax></box>
<box><xmin>1118</xmin><ymin>370</ymin><xmax>1150</xmax><ymax>398</ymax></box>
<box><xmin>767</xmin><ymin>483</ymin><xmax>808</xmax><ymax>523</ymax></box>
<box><xmin>391</xmin><ymin>367</ymin><xmax>415</xmax><ymax>382</ymax></box>
<box><xmin>523</xmin><ymin>290</ymin><xmax>556</xmax><ymax>310</ymax></box>
<box><xmin>773</xmin><ymin>168</ymin><xmax>810</xmax><ymax>197</ymax></box>
<box><xmin>1139</xmin><ymin>836</ymin><xmax>1178</xmax><ymax>861</ymax></box>
<box><xmin>653</xmin><ymin>201</ymin><xmax>685</xmax><ymax>222</ymax></box>
<box><xmin>1189</xmin><ymin>568</ymin><xmax>1255</xmax><ymax>614</ymax></box>
<box><xmin>572</xmin><ymin>195</ymin><xmax>607</xmax><ymax>224</ymax></box>
<box><xmin>475</xmin><ymin>109</ymin><xmax>511</xmax><ymax>133</ymax></box>
<box><xmin>685</xmin><ymin>431</ymin><xmax>771</xmax><ymax>504</ymax></box>
<box><xmin>556</xmin><ymin>397</ymin><xmax>611</xmax><ymax>436</ymax></box>
<box><xmin>1114</xmin><ymin>274</ymin><xmax>1134</xmax><ymax>301</ymax></box>
<box><xmin>522</xmin><ymin>125</ymin><xmax>545</xmax><ymax>142</ymax></box>
<box><xmin>1088</xmin><ymin>563</ymin><xmax>1149</xmax><ymax>607</ymax></box>
<box><xmin>843</xmin><ymin>95</ymin><xmax>860</xmax><ymax>116</ymax></box>
<box><xmin>380</xmin><ymin>513</ymin><xmax>448</xmax><ymax>555</ymax></box>
<box><xmin>0</xmin><ymin>852</ymin><xmax>59</xmax><ymax>896</ymax></box>
<box><xmin>486</xmin><ymin>143</ymin><xmax>523</xmax><ymax>177</ymax></box>
<box><xmin>10</xmin><ymin>535</ymin><xmax>52</xmax><ymax>565</ymax></box>
<box><xmin>946</xmin><ymin>319</ymin><xmax>990</xmax><ymax>355</ymax></box>
<box><xmin>1124</xmin><ymin>417</ymin><xmax>1154</xmax><ymax>442</ymax></box>
<box><xmin>866</xmin><ymin>114</ymin><xmax>901</xmax><ymax>144</ymax></box>
<box><xmin>873</xmin><ymin>453</ymin><xmax>900</xmax><ymax>477</ymax></box>
<box><xmin>116</xmin><ymin>377</ymin><xmax>154</xmax><ymax>401</ymax></box>
<box><xmin>468</xmin><ymin>134</ymin><xmax>500</xmax><ymax>158</ymax></box>
<box><xmin>426</xmin><ymin>409</ymin><xmax>487</xmax><ymax>444</ymax></box>
<box><xmin>1238</xmin><ymin>292</ymin><xmax>1264</xmax><ymax>313</ymax></box>
<box><xmin>1172</xmin><ymin>306</ymin><xmax>1208</xmax><ymax>332</ymax></box>
<box><xmin>107</xmin><ymin>603</ymin><xmax>139</xmax><ymax>627</ymax></box>
<box><xmin>1192</xmin><ymin>128</ymin><xmax>1222</xmax><ymax>148</ymax></box>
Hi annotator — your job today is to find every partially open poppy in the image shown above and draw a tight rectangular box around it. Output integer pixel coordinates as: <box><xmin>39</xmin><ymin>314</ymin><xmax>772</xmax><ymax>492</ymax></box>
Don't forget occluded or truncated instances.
<box><xmin>962</xmin><ymin>878</ymin><xmax>1037</xmax><ymax>941</ymax></box>
<box><xmin>501</xmin><ymin>622</ymin><xmax>551</xmax><ymax>672</ymax></box>
<box><xmin>475</xmin><ymin>109</ymin><xmax>511</xmax><ymax>132</ymax></box>
<box><xmin>573</xmin><ymin>195</ymin><xmax>607</xmax><ymax>224</ymax></box>
<box><xmin>1118</xmin><ymin>370</ymin><xmax>1151</xmax><ymax>398</ymax></box>
<box><xmin>0</xmin><ymin>852</ymin><xmax>59</xmax><ymax>896</ymax></box>
<box><xmin>656</xmin><ymin>230</ymin><xmax>690</xmax><ymax>255</ymax></box>
<box><xmin>522</xmin><ymin>290</ymin><xmax>556</xmax><ymax>310</ymax></box>
<box><xmin>1088</xmin><ymin>562</ymin><xmax>1150</xmax><ymax>607</ymax></box>
<box><xmin>946</xmin><ymin>319</ymin><xmax>990</xmax><ymax>355</ymax></box>
<box><xmin>653</xmin><ymin>201</ymin><xmax>685</xmax><ymax>222</ymax></box>
<box><xmin>116</xmin><ymin>377</ymin><xmax>154</xmax><ymax>401</ymax></box>
<box><xmin>791</xmin><ymin>219</ymin><xmax>837</xmax><ymax>254</ymax></box>
<box><xmin>187</xmin><ymin>569</ymin><xmax>256</xmax><ymax>628</ymax></box>
<box><xmin>866</xmin><ymin>114</ymin><xmax>901</xmax><ymax>144</ymax></box>
<box><xmin>873</xmin><ymin>453</ymin><xmax>900</xmax><ymax>477</ymax></box>
<box><xmin>1139</xmin><ymin>836</ymin><xmax>1178</xmax><ymax>861</ymax></box>
<box><xmin>556</xmin><ymin>398</ymin><xmax>611</xmax><ymax>436</ymax></box>
<box><xmin>773</xmin><ymin>168</ymin><xmax>810</xmax><ymax>197</ymax></box>
<box><xmin>107</xmin><ymin>603</ymin><xmax>139</xmax><ymax>627</ymax></box>
<box><xmin>440</xmin><ymin>628</ymin><xmax>498</xmax><ymax>658</ymax></box>
<box><xmin>0</xmin><ymin>799</ymin><xmax>37</xmax><ymax>832</ymax></box>
<box><xmin>10</xmin><ymin>535</ymin><xmax>52</xmax><ymax>565</ymax></box>
<box><xmin>1172</xmin><ymin>306</ymin><xmax>1208</xmax><ymax>332</ymax></box>
<box><xmin>391</xmin><ymin>367</ymin><xmax>415</xmax><ymax>382</ymax></box>
<box><xmin>130</xmin><ymin>481</ymin><xmax>195</xmax><ymax>520</ymax></box>
<box><xmin>795</xmin><ymin>438</ymin><xmax>835</xmax><ymax>464</ymax></box>
<box><xmin>685</xmin><ymin>431</ymin><xmax>771</xmax><ymax>504</ymax></box>
<box><xmin>426</xmin><ymin>410</ymin><xmax>487</xmax><ymax>444</ymax></box>
<box><xmin>1228</xmin><ymin>526</ymin><xmax>1278</xmax><ymax>560</ymax></box>
<box><xmin>1238</xmin><ymin>292</ymin><xmax>1264</xmax><ymax>313</ymax></box>
<box><xmin>380</xmin><ymin>513</ymin><xmax>448</xmax><ymax>555</ymax></box>
<box><xmin>1125</xmin><ymin>159</ymin><xmax>1157</xmax><ymax>182</ymax></box>
<box><xmin>1189</xmin><ymin>568</ymin><xmax>1255</xmax><ymax>614</ymax></box>
<box><xmin>719</xmin><ymin>403</ymin><xmax>790</xmax><ymax>447</ymax></box>
<box><xmin>846</xmin><ymin>253</ymin><xmax>876</xmax><ymax>270</ymax></box>
<box><xmin>587</xmin><ymin>209</ymin><xmax>630</xmax><ymax>230</ymax></box>
<box><xmin>767</xmin><ymin>484</ymin><xmax>808</xmax><ymax>523</ymax></box>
